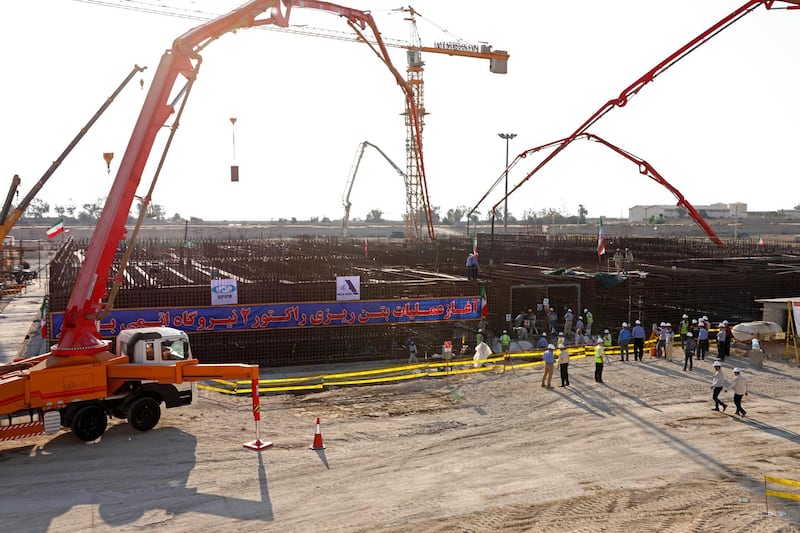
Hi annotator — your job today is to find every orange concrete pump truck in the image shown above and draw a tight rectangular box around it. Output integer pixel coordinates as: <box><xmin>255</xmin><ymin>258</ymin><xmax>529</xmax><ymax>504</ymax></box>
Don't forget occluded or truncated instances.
<box><xmin>0</xmin><ymin>0</ymin><xmax>419</xmax><ymax>448</ymax></box>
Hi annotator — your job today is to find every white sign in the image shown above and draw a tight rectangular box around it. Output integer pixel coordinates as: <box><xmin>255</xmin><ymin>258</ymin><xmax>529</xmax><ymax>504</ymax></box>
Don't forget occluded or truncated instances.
<box><xmin>336</xmin><ymin>276</ymin><xmax>361</xmax><ymax>301</ymax></box>
<box><xmin>211</xmin><ymin>278</ymin><xmax>238</xmax><ymax>305</ymax></box>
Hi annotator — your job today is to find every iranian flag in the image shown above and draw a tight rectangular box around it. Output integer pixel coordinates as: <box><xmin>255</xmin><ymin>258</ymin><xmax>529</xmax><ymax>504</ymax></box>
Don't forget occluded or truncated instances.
<box><xmin>46</xmin><ymin>219</ymin><xmax>64</xmax><ymax>238</ymax></box>
<box><xmin>39</xmin><ymin>297</ymin><xmax>48</xmax><ymax>339</ymax></box>
<box><xmin>472</xmin><ymin>236</ymin><xmax>478</xmax><ymax>255</ymax></box>
<box><xmin>480</xmin><ymin>285</ymin><xmax>489</xmax><ymax>319</ymax></box>
<box><xmin>758</xmin><ymin>235</ymin><xmax>764</xmax><ymax>247</ymax></box>
<box><xmin>596</xmin><ymin>217</ymin><xmax>606</xmax><ymax>257</ymax></box>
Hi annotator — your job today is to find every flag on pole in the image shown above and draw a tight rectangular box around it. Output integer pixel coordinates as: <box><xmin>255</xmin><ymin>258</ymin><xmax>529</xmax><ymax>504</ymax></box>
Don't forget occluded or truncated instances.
<box><xmin>758</xmin><ymin>235</ymin><xmax>764</xmax><ymax>247</ymax></box>
<box><xmin>46</xmin><ymin>219</ymin><xmax>65</xmax><ymax>238</ymax></box>
<box><xmin>472</xmin><ymin>236</ymin><xmax>478</xmax><ymax>256</ymax></box>
<box><xmin>39</xmin><ymin>297</ymin><xmax>48</xmax><ymax>339</ymax></box>
<box><xmin>480</xmin><ymin>285</ymin><xmax>489</xmax><ymax>319</ymax></box>
<box><xmin>596</xmin><ymin>217</ymin><xmax>606</xmax><ymax>257</ymax></box>
<box><xmin>364</xmin><ymin>238</ymin><xmax>368</xmax><ymax>258</ymax></box>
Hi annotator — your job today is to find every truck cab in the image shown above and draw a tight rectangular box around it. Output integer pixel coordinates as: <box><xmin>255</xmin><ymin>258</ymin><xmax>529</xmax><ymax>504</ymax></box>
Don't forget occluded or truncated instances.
<box><xmin>117</xmin><ymin>326</ymin><xmax>192</xmax><ymax>365</ymax></box>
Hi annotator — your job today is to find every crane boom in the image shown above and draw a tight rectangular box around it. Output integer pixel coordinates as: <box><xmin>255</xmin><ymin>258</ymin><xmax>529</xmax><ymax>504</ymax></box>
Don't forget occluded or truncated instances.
<box><xmin>0</xmin><ymin>175</ymin><xmax>21</xmax><ymax>227</ymax></box>
<box><xmin>480</xmin><ymin>0</ymin><xmax>798</xmax><ymax>236</ymax></box>
<box><xmin>0</xmin><ymin>64</ymin><xmax>146</xmax><ymax>246</ymax></box>
<box><xmin>341</xmin><ymin>141</ymin><xmax>407</xmax><ymax>237</ymax></box>
<box><xmin>584</xmin><ymin>133</ymin><xmax>723</xmax><ymax>246</ymax></box>
<box><xmin>75</xmin><ymin>0</ymin><xmax>509</xmax><ymax>241</ymax></box>
<box><xmin>54</xmin><ymin>0</ymin><xmax>426</xmax><ymax>355</ymax></box>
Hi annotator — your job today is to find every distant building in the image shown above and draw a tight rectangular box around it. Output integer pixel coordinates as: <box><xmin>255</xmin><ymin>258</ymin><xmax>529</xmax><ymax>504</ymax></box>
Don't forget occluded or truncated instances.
<box><xmin>628</xmin><ymin>202</ymin><xmax>747</xmax><ymax>222</ymax></box>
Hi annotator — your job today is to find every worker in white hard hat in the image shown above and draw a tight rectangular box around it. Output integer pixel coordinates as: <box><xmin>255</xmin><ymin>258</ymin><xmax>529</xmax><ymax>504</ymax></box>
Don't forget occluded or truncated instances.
<box><xmin>618</xmin><ymin>322</ymin><xmax>632</xmax><ymax>361</ymax></box>
<box><xmin>683</xmin><ymin>332</ymin><xmax>696</xmax><ymax>371</ymax></box>
<box><xmin>500</xmin><ymin>329</ymin><xmax>511</xmax><ymax>370</ymax></box>
<box><xmin>697</xmin><ymin>320</ymin><xmax>710</xmax><ymax>361</ymax></box>
<box><xmin>602</xmin><ymin>329</ymin><xmax>613</xmax><ymax>348</ymax></box>
<box><xmin>557</xmin><ymin>341</ymin><xmax>570</xmax><ymax>387</ymax></box>
<box><xmin>563</xmin><ymin>308</ymin><xmax>574</xmax><ymax>339</ymax></box>
<box><xmin>537</xmin><ymin>331</ymin><xmax>549</xmax><ymax>349</ymax></box>
<box><xmin>541</xmin><ymin>344</ymin><xmax>556</xmax><ymax>388</ymax></box>
<box><xmin>710</xmin><ymin>360</ymin><xmax>728</xmax><ymax>412</ymax></box>
<box><xmin>594</xmin><ymin>337</ymin><xmax>606</xmax><ymax>383</ymax></box>
<box><xmin>719</xmin><ymin>320</ymin><xmax>732</xmax><ymax>360</ymax></box>
<box><xmin>656</xmin><ymin>322</ymin><xmax>668</xmax><ymax>358</ymax></box>
<box><xmin>731</xmin><ymin>368</ymin><xmax>749</xmax><ymax>416</ymax></box>
<box><xmin>584</xmin><ymin>308</ymin><xmax>594</xmax><ymax>337</ymax></box>
<box><xmin>663</xmin><ymin>322</ymin><xmax>674</xmax><ymax>359</ymax></box>
<box><xmin>632</xmin><ymin>319</ymin><xmax>646</xmax><ymax>361</ymax></box>
<box><xmin>679</xmin><ymin>314</ymin><xmax>691</xmax><ymax>350</ymax></box>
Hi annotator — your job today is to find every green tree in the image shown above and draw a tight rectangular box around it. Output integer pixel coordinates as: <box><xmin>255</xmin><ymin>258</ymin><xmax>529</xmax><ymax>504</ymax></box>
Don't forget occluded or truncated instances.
<box><xmin>578</xmin><ymin>204</ymin><xmax>588</xmax><ymax>224</ymax></box>
<box><xmin>136</xmin><ymin>200</ymin><xmax>166</xmax><ymax>221</ymax></box>
<box><xmin>469</xmin><ymin>209</ymin><xmax>480</xmax><ymax>225</ymax></box>
<box><xmin>22</xmin><ymin>198</ymin><xmax>50</xmax><ymax>219</ymax></box>
<box><xmin>79</xmin><ymin>198</ymin><xmax>105</xmax><ymax>221</ymax></box>
<box><xmin>366</xmin><ymin>209</ymin><xmax>384</xmax><ymax>222</ymax></box>
<box><xmin>522</xmin><ymin>208</ymin><xmax>539</xmax><ymax>224</ymax></box>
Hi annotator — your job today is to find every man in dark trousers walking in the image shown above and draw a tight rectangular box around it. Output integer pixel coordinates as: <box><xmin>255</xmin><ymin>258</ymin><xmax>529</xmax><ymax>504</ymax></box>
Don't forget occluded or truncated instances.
<box><xmin>632</xmin><ymin>319</ymin><xmax>646</xmax><ymax>361</ymax></box>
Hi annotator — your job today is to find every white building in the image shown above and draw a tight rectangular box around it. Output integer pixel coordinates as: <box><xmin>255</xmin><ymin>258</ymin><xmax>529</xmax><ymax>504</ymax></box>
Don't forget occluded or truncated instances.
<box><xmin>628</xmin><ymin>202</ymin><xmax>747</xmax><ymax>222</ymax></box>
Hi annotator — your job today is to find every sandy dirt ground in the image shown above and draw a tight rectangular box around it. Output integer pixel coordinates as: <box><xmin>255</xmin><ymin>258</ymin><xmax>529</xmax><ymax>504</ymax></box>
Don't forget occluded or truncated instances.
<box><xmin>2</xmin><ymin>348</ymin><xmax>800</xmax><ymax>532</ymax></box>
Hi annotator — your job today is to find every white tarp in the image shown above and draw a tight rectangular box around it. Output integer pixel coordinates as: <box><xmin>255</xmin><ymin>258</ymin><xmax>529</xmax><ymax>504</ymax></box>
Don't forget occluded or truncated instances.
<box><xmin>473</xmin><ymin>341</ymin><xmax>493</xmax><ymax>368</ymax></box>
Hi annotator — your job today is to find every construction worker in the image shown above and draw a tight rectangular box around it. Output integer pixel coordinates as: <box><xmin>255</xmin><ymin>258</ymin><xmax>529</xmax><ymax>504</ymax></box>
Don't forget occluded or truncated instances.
<box><xmin>632</xmin><ymin>319</ymin><xmax>646</xmax><ymax>361</ymax></box>
<box><xmin>541</xmin><ymin>344</ymin><xmax>555</xmax><ymax>388</ymax></box>
<box><xmin>697</xmin><ymin>321</ymin><xmax>709</xmax><ymax>360</ymax></box>
<box><xmin>537</xmin><ymin>332</ymin><xmax>549</xmax><ymax>349</ymax></box>
<box><xmin>547</xmin><ymin>307</ymin><xmax>558</xmax><ymax>334</ymax></box>
<box><xmin>563</xmin><ymin>308</ymin><xmax>574</xmax><ymax>338</ymax></box>
<box><xmin>613</xmin><ymin>249</ymin><xmax>624</xmax><ymax>273</ymax></box>
<box><xmin>594</xmin><ymin>338</ymin><xmax>606</xmax><ymax>384</ymax></box>
<box><xmin>679</xmin><ymin>314</ymin><xmax>690</xmax><ymax>349</ymax></box>
<box><xmin>584</xmin><ymin>308</ymin><xmax>594</xmax><ymax>337</ymax></box>
<box><xmin>501</xmin><ymin>330</ymin><xmax>512</xmax><ymax>369</ymax></box>
<box><xmin>406</xmin><ymin>339</ymin><xmax>419</xmax><ymax>364</ymax></box>
<box><xmin>602</xmin><ymin>329</ymin><xmax>613</xmax><ymax>348</ymax></box>
<box><xmin>623</xmin><ymin>248</ymin><xmax>634</xmax><ymax>274</ymax></box>
<box><xmin>617</xmin><ymin>323</ymin><xmax>631</xmax><ymax>361</ymax></box>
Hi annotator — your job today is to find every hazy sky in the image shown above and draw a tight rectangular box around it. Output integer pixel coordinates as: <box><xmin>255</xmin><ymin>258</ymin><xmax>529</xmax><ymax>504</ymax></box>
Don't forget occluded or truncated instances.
<box><xmin>2</xmin><ymin>1</ymin><xmax>798</xmax><ymax>223</ymax></box>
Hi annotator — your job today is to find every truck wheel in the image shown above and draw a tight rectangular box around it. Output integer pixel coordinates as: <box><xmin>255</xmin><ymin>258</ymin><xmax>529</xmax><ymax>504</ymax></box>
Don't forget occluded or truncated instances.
<box><xmin>128</xmin><ymin>396</ymin><xmax>161</xmax><ymax>432</ymax></box>
<box><xmin>72</xmin><ymin>405</ymin><xmax>108</xmax><ymax>442</ymax></box>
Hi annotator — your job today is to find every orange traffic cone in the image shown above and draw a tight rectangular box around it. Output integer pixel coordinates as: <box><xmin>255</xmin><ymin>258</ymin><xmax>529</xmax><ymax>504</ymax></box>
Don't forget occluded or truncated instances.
<box><xmin>310</xmin><ymin>417</ymin><xmax>325</xmax><ymax>450</ymax></box>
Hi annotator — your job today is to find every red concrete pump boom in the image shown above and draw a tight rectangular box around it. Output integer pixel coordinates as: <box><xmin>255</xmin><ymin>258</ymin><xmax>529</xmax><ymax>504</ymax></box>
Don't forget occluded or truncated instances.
<box><xmin>478</xmin><ymin>0</ymin><xmax>799</xmax><ymax>244</ymax></box>
<box><xmin>473</xmin><ymin>133</ymin><xmax>724</xmax><ymax>246</ymax></box>
<box><xmin>53</xmin><ymin>0</ymin><xmax>427</xmax><ymax>356</ymax></box>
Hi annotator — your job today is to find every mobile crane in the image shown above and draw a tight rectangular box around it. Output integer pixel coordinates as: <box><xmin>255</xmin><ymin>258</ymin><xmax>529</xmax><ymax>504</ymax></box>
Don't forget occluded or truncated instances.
<box><xmin>341</xmin><ymin>141</ymin><xmax>408</xmax><ymax>237</ymax></box>
<box><xmin>0</xmin><ymin>65</ymin><xmax>145</xmax><ymax>281</ymax></box>
<box><xmin>0</xmin><ymin>0</ymin><xmax>412</xmax><ymax>447</ymax></box>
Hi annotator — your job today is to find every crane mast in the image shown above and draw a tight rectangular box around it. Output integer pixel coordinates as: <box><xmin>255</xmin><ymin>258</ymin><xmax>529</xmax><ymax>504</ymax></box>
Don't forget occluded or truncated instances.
<box><xmin>402</xmin><ymin>7</ymin><xmax>427</xmax><ymax>240</ymax></box>
<box><xmin>73</xmin><ymin>1</ymin><xmax>509</xmax><ymax>241</ymax></box>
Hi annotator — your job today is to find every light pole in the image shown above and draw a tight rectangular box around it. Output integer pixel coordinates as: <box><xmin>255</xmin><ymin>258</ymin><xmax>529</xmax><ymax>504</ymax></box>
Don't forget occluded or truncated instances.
<box><xmin>498</xmin><ymin>133</ymin><xmax>516</xmax><ymax>232</ymax></box>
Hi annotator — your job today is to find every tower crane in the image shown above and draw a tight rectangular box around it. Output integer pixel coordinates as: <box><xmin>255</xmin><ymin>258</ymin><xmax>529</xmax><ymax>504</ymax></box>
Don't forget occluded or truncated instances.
<box><xmin>73</xmin><ymin>1</ymin><xmax>510</xmax><ymax>240</ymax></box>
